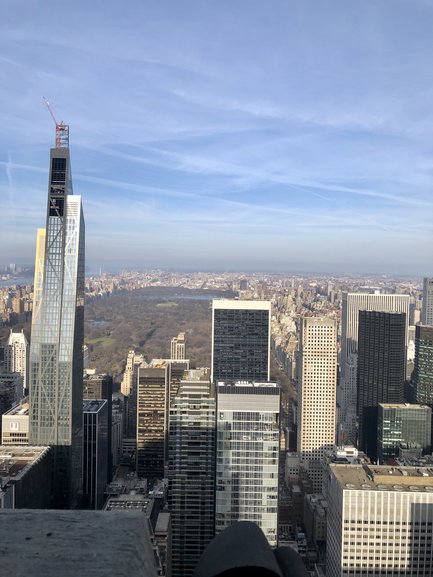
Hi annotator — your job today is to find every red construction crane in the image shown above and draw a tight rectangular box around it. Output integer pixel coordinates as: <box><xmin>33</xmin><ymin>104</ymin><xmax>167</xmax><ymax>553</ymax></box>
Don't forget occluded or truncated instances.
<box><xmin>43</xmin><ymin>97</ymin><xmax>69</xmax><ymax>148</ymax></box>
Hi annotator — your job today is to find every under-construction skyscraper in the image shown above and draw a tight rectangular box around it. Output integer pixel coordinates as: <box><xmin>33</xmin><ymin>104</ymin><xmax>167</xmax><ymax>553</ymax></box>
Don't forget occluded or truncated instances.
<box><xmin>29</xmin><ymin>110</ymin><xmax>85</xmax><ymax>508</ymax></box>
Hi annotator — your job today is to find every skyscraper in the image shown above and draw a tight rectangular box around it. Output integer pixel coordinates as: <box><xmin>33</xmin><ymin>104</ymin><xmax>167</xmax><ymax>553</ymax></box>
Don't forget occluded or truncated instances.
<box><xmin>413</xmin><ymin>325</ymin><xmax>433</xmax><ymax>404</ymax></box>
<box><xmin>422</xmin><ymin>277</ymin><xmax>433</xmax><ymax>325</ymax></box>
<box><xmin>357</xmin><ymin>311</ymin><xmax>406</xmax><ymax>459</ymax></box>
<box><xmin>298</xmin><ymin>317</ymin><xmax>337</xmax><ymax>491</ymax></box>
<box><xmin>82</xmin><ymin>399</ymin><xmax>108</xmax><ymax>510</ymax></box>
<box><xmin>215</xmin><ymin>381</ymin><xmax>280</xmax><ymax>546</ymax></box>
<box><xmin>4</xmin><ymin>329</ymin><xmax>28</xmax><ymax>395</ymax></box>
<box><xmin>211</xmin><ymin>299</ymin><xmax>271</xmax><ymax>383</ymax></box>
<box><xmin>168</xmin><ymin>369</ymin><xmax>215</xmax><ymax>577</ymax></box>
<box><xmin>136</xmin><ymin>364</ymin><xmax>168</xmax><ymax>479</ymax></box>
<box><xmin>29</xmin><ymin>124</ymin><xmax>85</xmax><ymax>508</ymax></box>
<box><xmin>339</xmin><ymin>293</ymin><xmax>410</xmax><ymax>442</ymax></box>
<box><xmin>136</xmin><ymin>359</ymin><xmax>190</xmax><ymax>479</ymax></box>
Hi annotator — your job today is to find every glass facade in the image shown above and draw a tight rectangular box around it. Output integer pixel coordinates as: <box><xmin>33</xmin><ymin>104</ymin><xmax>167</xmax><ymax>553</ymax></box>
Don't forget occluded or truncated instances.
<box><xmin>357</xmin><ymin>311</ymin><xmax>406</xmax><ymax>460</ymax></box>
<box><xmin>29</xmin><ymin>146</ymin><xmax>84</xmax><ymax>509</ymax></box>
<box><xmin>212</xmin><ymin>301</ymin><xmax>270</xmax><ymax>383</ymax></box>
<box><xmin>83</xmin><ymin>400</ymin><xmax>108</xmax><ymax>509</ymax></box>
<box><xmin>414</xmin><ymin>325</ymin><xmax>433</xmax><ymax>404</ymax></box>
<box><xmin>168</xmin><ymin>379</ymin><xmax>215</xmax><ymax>577</ymax></box>
<box><xmin>215</xmin><ymin>383</ymin><xmax>280</xmax><ymax>546</ymax></box>
<box><xmin>378</xmin><ymin>404</ymin><xmax>432</xmax><ymax>463</ymax></box>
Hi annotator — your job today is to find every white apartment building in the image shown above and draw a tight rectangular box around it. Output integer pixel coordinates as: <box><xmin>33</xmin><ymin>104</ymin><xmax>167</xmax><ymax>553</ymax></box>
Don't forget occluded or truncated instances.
<box><xmin>298</xmin><ymin>317</ymin><xmax>337</xmax><ymax>491</ymax></box>
<box><xmin>327</xmin><ymin>464</ymin><xmax>433</xmax><ymax>577</ymax></box>
<box><xmin>4</xmin><ymin>329</ymin><xmax>28</xmax><ymax>394</ymax></box>
<box><xmin>215</xmin><ymin>381</ymin><xmax>280</xmax><ymax>546</ymax></box>
<box><xmin>339</xmin><ymin>293</ymin><xmax>410</xmax><ymax>442</ymax></box>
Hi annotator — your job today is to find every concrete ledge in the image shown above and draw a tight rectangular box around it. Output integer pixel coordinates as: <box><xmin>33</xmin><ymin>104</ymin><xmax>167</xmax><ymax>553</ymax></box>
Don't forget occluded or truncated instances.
<box><xmin>0</xmin><ymin>509</ymin><xmax>158</xmax><ymax>577</ymax></box>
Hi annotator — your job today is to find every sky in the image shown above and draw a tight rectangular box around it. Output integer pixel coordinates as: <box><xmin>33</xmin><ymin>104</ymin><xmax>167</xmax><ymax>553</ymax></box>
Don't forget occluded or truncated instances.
<box><xmin>1</xmin><ymin>0</ymin><xmax>432</xmax><ymax>275</ymax></box>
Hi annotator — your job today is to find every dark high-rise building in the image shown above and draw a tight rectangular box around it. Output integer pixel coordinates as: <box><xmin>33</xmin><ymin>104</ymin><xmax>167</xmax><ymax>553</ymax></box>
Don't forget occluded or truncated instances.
<box><xmin>168</xmin><ymin>369</ymin><xmax>215</xmax><ymax>577</ymax></box>
<box><xmin>83</xmin><ymin>373</ymin><xmax>113</xmax><ymax>483</ymax></box>
<box><xmin>29</xmin><ymin>123</ymin><xmax>85</xmax><ymax>508</ymax></box>
<box><xmin>357</xmin><ymin>311</ymin><xmax>406</xmax><ymax>459</ymax></box>
<box><xmin>211</xmin><ymin>299</ymin><xmax>271</xmax><ymax>383</ymax></box>
<box><xmin>82</xmin><ymin>399</ymin><xmax>108</xmax><ymax>509</ymax></box>
<box><xmin>377</xmin><ymin>403</ymin><xmax>431</xmax><ymax>463</ymax></box>
<box><xmin>413</xmin><ymin>325</ymin><xmax>433</xmax><ymax>404</ymax></box>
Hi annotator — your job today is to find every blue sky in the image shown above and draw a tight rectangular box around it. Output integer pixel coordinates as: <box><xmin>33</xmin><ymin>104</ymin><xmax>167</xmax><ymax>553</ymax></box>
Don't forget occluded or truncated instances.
<box><xmin>1</xmin><ymin>0</ymin><xmax>432</xmax><ymax>275</ymax></box>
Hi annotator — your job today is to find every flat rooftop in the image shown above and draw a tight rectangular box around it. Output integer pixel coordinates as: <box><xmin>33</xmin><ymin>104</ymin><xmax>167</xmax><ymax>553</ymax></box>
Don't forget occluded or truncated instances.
<box><xmin>379</xmin><ymin>402</ymin><xmax>431</xmax><ymax>410</ymax></box>
<box><xmin>104</xmin><ymin>493</ymin><xmax>154</xmax><ymax>516</ymax></box>
<box><xmin>83</xmin><ymin>399</ymin><xmax>107</xmax><ymax>412</ymax></box>
<box><xmin>3</xmin><ymin>398</ymin><xmax>29</xmax><ymax>416</ymax></box>
<box><xmin>331</xmin><ymin>464</ymin><xmax>433</xmax><ymax>492</ymax></box>
<box><xmin>0</xmin><ymin>446</ymin><xmax>50</xmax><ymax>481</ymax></box>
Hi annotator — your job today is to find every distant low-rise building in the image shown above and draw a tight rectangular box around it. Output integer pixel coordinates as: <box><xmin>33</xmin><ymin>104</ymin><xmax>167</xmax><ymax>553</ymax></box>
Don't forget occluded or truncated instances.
<box><xmin>1</xmin><ymin>397</ymin><xmax>29</xmax><ymax>445</ymax></box>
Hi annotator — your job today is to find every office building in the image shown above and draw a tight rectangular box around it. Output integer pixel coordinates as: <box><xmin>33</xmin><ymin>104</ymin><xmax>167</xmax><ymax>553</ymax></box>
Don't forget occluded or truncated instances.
<box><xmin>413</xmin><ymin>325</ymin><xmax>433</xmax><ymax>404</ymax></box>
<box><xmin>377</xmin><ymin>403</ymin><xmax>431</xmax><ymax>463</ymax></box>
<box><xmin>297</xmin><ymin>317</ymin><xmax>337</xmax><ymax>491</ymax></box>
<box><xmin>136</xmin><ymin>364</ymin><xmax>167</xmax><ymax>479</ymax></box>
<box><xmin>211</xmin><ymin>299</ymin><xmax>271</xmax><ymax>383</ymax></box>
<box><xmin>339</xmin><ymin>293</ymin><xmax>410</xmax><ymax>442</ymax></box>
<box><xmin>170</xmin><ymin>332</ymin><xmax>186</xmax><ymax>361</ymax></box>
<box><xmin>29</xmin><ymin>124</ymin><xmax>85</xmax><ymax>508</ymax></box>
<box><xmin>422</xmin><ymin>277</ymin><xmax>433</xmax><ymax>325</ymax></box>
<box><xmin>82</xmin><ymin>399</ymin><xmax>108</xmax><ymax>510</ymax></box>
<box><xmin>357</xmin><ymin>311</ymin><xmax>406</xmax><ymax>460</ymax></box>
<box><xmin>136</xmin><ymin>359</ymin><xmax>190</xmax><ymax>479</ymax></box>
<box><xmin>83</xmin><ymin>372</ymin><xmax>113</xmax><ymax>482</ymax></box>
<box><xmin>0</xmin><ymin>446</ymin><xmax>51</xmax><ymax>508</ymax></box>
<box><xmin>0</xmin><ymin>373</ymin><xmax>21</xmax><ymax>421</ymax></box>
<box><xmin>4</xmin><ymin>329</ymin><xmax>28</xmax><ymax>394</ymax></box>
<box><xmin>168</xmin><ymin>369</ymin><xmax>215</xmax><ymax>577</ymax></box>
<box><xmin>83</xmin><ymin>372</ymin><xmax>112</xmax><ymax>401</ymax></box>
<box><xmin>215</xmin><ymin>381</ymin><xmax>280</xmax><ymax>546</ymax></box>
<box><xmin>327</xmin><ymin>464</ymin><xmax>433</xmax><ymax>577</ymax></box>
<box><xmin>2</xmin><ymin>397</ymin><xmax>29</xmax><ymax>445</ymax></box>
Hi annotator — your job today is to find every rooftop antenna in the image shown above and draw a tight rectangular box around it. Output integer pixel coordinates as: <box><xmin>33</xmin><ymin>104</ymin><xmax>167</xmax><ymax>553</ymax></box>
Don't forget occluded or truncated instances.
<box><xmin>42</xmin><ymin>97</ymin><xmax>69</xmax><ymax>148</ymax></box>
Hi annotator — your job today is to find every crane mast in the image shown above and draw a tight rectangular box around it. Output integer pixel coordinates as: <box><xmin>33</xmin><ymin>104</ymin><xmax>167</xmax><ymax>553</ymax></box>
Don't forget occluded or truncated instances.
<box><xmin>43</xmin><ymin>97</ymin><xmax>69</xmax><ymax>148</ymax></box>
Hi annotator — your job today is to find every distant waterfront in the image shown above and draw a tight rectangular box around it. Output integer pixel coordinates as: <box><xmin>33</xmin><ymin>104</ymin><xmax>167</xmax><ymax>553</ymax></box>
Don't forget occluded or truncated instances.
<box><xmin>0</xmin><ymin>276</ymin><xmax>34</xmax><ymax>287</ymax></box>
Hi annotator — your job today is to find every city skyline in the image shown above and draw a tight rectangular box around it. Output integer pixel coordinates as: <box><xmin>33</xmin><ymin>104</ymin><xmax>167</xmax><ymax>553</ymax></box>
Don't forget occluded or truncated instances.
<box><xmin>1</xmin><ymin>1</ymin><xmax>433</xmax><ymax>274</ymax></box>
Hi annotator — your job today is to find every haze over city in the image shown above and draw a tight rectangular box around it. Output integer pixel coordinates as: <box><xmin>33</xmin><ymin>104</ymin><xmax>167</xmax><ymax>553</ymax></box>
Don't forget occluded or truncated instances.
<box><xmin>1</xmin><ymin>0</ymin><xmax>432</xmax><ymax>275</ymax></box>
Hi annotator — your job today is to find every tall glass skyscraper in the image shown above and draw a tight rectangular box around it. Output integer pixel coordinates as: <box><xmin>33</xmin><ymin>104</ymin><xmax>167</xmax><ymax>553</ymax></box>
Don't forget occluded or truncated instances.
<box><xmin>29</xmin><ymin>129</ymin><xmax>85</xmax><ymax>509</ymax></box>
